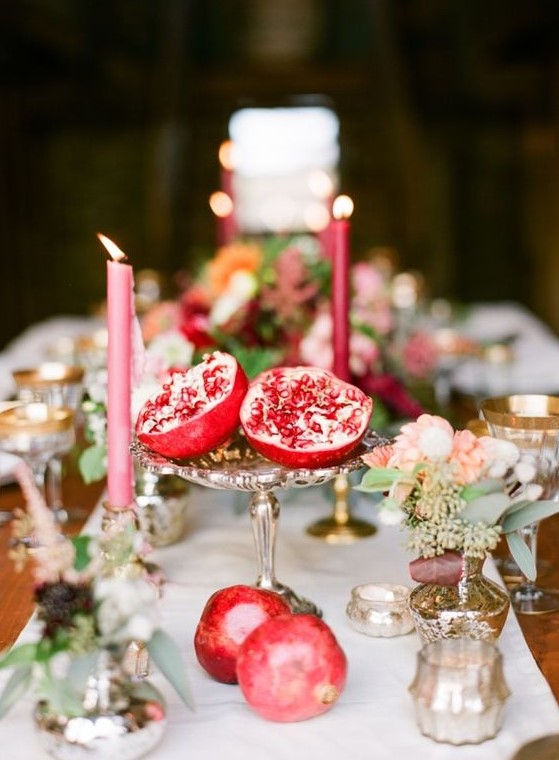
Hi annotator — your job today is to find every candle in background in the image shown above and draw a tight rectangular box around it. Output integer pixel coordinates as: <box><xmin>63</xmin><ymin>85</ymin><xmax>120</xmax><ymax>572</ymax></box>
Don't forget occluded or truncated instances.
<box><xmin>216</xmin><ymin>139</ymin><xmax>238</xmax><ymax>244</ymax></box>
<box><xmin>97</xmin><ymin>232</ymin><xmax>134</xmax><ymax>508</ymax></box>
<box><xmin>331</xmin><ymin>194</ymin><xmax>354</xmax><ymax>382</ymax></box>
<box><xmin>209</xmin><ymin>191</ymin><xmax>236</xmax><ymax>247</ymax></box>
<box><xmin>308</xmin><ymin>169</ymin><xmax>335</xmax><ymax>258</ymax></box>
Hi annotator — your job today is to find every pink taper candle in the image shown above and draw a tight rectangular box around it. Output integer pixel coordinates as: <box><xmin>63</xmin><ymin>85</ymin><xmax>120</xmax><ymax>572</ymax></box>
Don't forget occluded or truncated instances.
<box><xmin>98</xmin><ymin>232</ymin><xmax>135</xmax><ymax>508</ymax></box>
<box><xmin>331</xmin><ymin>195</ymin><xmax>354</xmax><ymax>383</ymax></box>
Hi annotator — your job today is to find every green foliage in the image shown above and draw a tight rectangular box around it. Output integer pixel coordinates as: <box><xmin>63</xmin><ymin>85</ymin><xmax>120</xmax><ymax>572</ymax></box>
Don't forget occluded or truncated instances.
<box><xmin>78</xmin><ymin>444</ymin><xmax>106</xmax><ymax>484</ymax></box>
<box><xmin>147</xmin><ymin>629</ymin><xmax>194</xmax><ymax>711</ymax></box>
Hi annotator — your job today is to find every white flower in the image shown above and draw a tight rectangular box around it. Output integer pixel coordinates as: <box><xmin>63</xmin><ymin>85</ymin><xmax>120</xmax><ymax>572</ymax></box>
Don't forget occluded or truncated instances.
<box><xmin>480</xmin><ymin>437</ymin><xmax>520</xmax><ymax>469</ymax></box>
<box><xmin>95</xmin><ymin>578</ymin><xmax>159</xmax><ymax>644</ymax></box>
<box><xmin>210</xmin><ymin>270</ymin><xmax>257</xmax><ymax>327</ymax></box>
<box><xmin>146</xmin><ymin>329</ymin><xmax>194</xmax><ymax>371</ymax></box>
<box><xmin>379</xmin><ymin>504</ymin><xmax>406</xmax><ymax>526</ymax></box>
<box><xmin>514</xmin><ymin>459</ymin><xmax>537</xmax><ymax>484</ymax></box>
<box><xmin>418</xmin><ymin>427</ymin><xmax>453</xmax><ymax>459</ymax></box>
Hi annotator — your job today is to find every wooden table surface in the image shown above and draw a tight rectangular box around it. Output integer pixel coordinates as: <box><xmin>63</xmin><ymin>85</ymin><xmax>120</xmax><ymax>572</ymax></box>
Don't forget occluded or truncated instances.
<box><xmin>1</xmin><ymin>465</ymin><xmax>559</xmax><ymax>704</ymax></box>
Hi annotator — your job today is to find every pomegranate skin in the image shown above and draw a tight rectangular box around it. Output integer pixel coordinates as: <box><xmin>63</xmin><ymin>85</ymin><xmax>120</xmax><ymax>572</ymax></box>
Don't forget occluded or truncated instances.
<box><xmin>136</xmin><ymin>351</ymin><xmax>249</xmax><ymax>459</ymax></box>
<box><xmin>236</xmin><ymin>614</ymin><xmax>348</xmax><ymax>722</ymax></box>
<box><xmin>194</xmin><ymin>585</ymin><xmax>291</xmax><ymax>684</ymax></box>
<box><xmin>239</xmin><ymin>365</ymin><xmax>373</xmax><ymax>469</ymax></box>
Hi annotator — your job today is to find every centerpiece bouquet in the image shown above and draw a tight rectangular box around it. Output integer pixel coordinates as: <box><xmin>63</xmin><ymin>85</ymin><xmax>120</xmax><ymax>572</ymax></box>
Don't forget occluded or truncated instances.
<box><xmin>79</xmin><ymin>234</ymin><xmax>441</xmax><ymax>483</ymax></box>
<box><xmin>358</xmin><ymin>413</ymin><xmax>559</xmax><ymax>642</ymax></box>
<box><xmin>358</xmin><ymin>413</ymin><xmax>559</xmax><ymax>584</ymax></box>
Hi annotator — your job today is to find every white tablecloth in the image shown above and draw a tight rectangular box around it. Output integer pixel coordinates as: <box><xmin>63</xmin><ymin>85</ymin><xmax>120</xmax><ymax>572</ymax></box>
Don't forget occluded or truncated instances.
<box><xmin>3</xmin><ymin>483</ymin><xmax>559</xmax><ymax>759</ymax></box>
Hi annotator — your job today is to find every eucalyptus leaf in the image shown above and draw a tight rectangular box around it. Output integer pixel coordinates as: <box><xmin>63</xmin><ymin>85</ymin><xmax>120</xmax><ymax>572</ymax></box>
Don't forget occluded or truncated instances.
<box><xmin>460</xmin><ymin>492</ymin><xmax>511</xmax><ymax>525</ymax></box>
<box><xmin>78</xmin><ymin>444</ymin><xmax>107</xmax><ymax>484</ymax></box>
<box><xmin>0</xmin><ymin>663</ymin><xmax>33</xmax><ymax>718</ymax></box>
<box><xmin>357</xmin><ymin>468</ymin><xmax>401</xmax><ymax>492</ymax></box>
<box><xmin>42</xmin><ymin>672</ymin><xmax>85</xmax><ymax>717</ymax></box>
<box><xmin>147</xmin><ymin>629</ymin><xmax>195</xmax><ymax>711</ymax></box>
<box><xmin>502</xmin><ymin>499</ymin><xmax>559</xmax><ymax>534</ymax></box>
<box><xmin>461</xmin><ymin>478</ymin><xmax>505</xmax><ymax>502</ymax></box>
<box><xmin>67</xmin><ymin>652</ymin><xmax>99</xmax><ymax>698</ymax></box>
<box><xmin>0</xmin><ymin>643</ymin><xmax>38</xmax><ymax>670</ymax></box>
<box><xmin>506</xmin><ymin>531</ymin><xmax>537</xmax><ymax>581</ymax></box>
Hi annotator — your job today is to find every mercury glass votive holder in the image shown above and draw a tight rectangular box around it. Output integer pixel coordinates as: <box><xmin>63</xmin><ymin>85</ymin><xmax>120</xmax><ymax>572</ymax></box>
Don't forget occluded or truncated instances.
<box><xmin>346</xmin><ymin>583</ymin><xmax>414</xmax><ymax>637</ymax></box>
<box><xmin>409</xmin><ymin>639</ymin><xmax>510</xmax><ymax>745</ymax></box>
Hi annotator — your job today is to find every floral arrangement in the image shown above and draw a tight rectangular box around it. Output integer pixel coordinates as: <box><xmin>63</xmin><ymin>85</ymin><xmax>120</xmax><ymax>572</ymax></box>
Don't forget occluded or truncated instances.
<box><xmin>0</xmin><ymin>455</ymin><xmax>192</xmax><ymax>719</ymax></box>
<box><xmin>79</xmin><ymin>234</ymin><xmax>443</xmax><ymax>483</ymax></box>
<box><xmin>358</xmin><ymin>413</ymin><xmax>559</xmax><ymax>584</ymax></box>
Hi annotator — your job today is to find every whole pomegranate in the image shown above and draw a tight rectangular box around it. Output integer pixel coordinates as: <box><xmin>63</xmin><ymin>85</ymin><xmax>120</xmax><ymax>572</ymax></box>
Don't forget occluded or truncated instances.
<box><xmin>194</xmin><ymin>585</ymin><xmax>291</xmax><ymax>684</ymax></box>
<box><xmin>135</xmin><ymin>351</ymin><xmax>248</xmax><ymax>459</ymax></box>
<box><xmin>236</xmin><ymin>614</ymin><xmax>348</xmax><ymax>722</ymax></box>
<box><xmin>239</xmin><ymin>366</ymin><xmax>373</xmax><ymax>468</ymax></box>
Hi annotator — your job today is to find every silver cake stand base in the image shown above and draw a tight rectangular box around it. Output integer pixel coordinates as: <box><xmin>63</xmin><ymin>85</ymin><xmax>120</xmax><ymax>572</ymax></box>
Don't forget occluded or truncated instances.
<box><xmin>131</xmin><ymin>432</ymin><xmax>387</xmax><ymax>617</ymax></box>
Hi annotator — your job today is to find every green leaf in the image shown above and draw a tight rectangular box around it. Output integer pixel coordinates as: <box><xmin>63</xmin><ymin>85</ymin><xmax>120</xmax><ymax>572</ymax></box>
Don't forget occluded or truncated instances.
<box><xmin>506</xmin><ymin>531</ymin><xmax>537</xmax><ymax>581</ymax></box>
<box><xmin>41</xmin><ymin>671</ymin><xmax>85</xmax><ymax>717</ymax></box>
<box><xmin>67</xmin><ymin>652</ymin><xmax>98</xmax><ymax>699</ymax></box>
<box><xmin>0</xmin><ymin>663</ymin><xmax>33</xmax><ymax>718</ymax></box>
<box><xmin>461</xmin><ymin>478</ymin><xmax>505</xmax><ymax>502</ymax></box>
<box><xmin>357</xmin><ymin>468</ymin><xmax>402</xmax><ymax>493</ymax></box>
<box><xmin>71</xmin><ymin>535</ymin><xmax>94</xmax><ymax>572</ymax></box>
<box><xmin>147</xmin><ymin>629</ymin><xmax>195</xmax><ymax>711</ymax></box>
<box><xmin>502</xmin><ymin>499</ymin><xmax>559</xmax><ymax>534</ymax></box>
<box><xmin>78</xmin><ymin>444</ymin><xmax>107</xmax><ymax>484</ymax></box>
<box><xmin>0</xmin><ymin>643</ymin><xmax>38</xmax><ymax>670</ymax></box>
<box><xmin>460</xmin><ymin>492</ymin><xmax>511</xmax><ymax>525</ymax></box>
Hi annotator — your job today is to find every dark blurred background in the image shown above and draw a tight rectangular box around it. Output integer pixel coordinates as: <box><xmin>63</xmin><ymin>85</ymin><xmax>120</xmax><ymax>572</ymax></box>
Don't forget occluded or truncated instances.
<box><xmin>2</xmin><ymin>0</ymin><xmax>559</xmax><ymax>348</ymax></box>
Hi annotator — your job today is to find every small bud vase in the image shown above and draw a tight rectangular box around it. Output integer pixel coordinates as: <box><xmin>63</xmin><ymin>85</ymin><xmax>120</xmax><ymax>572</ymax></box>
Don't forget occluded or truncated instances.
<box><xmin>34</xmin><ymin>647</ymin><xmax>167</xmax><ymax>760</ymax></box>
<box><xmin>408</xmin><ymin>555</ymin><xmax>510</xmax><ymax>644</ymax></box>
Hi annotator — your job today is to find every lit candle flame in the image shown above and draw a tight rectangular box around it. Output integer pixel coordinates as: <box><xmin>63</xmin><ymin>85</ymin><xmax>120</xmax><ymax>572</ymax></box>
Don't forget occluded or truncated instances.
<box><xmin>209</xmin><ymin>191</ymin><xmax>234</xmax><ymax>218</ymax></box>
<box><xmin>332</xmin><ymin>195</ymin><xmax>354</xmax><ymax>220</ymax></box>
<box><xmin>97</xmin><ymin>232</ymin><xmax>128</xmax><ymax>262</ymax></box>
<box><xmin>218</xmin><ymin>140</ymin><xmax>238</xmax><ymax>171</ymax></box>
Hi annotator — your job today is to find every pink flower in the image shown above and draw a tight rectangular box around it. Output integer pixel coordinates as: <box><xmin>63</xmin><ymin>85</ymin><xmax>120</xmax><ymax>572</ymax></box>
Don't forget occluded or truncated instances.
<box><xmin>141</xmin><ymin>301</ymin><xmax>181</xmax><ymax>343</ymax></box>
<box><xmin>390</xmin><ymin>414</ymin><xmax>454</xmax><ymax>470</ymax></box>
<box><xmin>402</xmin><ymin>332</ymin><xmax>439</xmax><ymax>379</ymax></box>
<box><xmin>450</xmin><ymin>429</ymin><xmax>489</xmax><ymax>484</ymax></box>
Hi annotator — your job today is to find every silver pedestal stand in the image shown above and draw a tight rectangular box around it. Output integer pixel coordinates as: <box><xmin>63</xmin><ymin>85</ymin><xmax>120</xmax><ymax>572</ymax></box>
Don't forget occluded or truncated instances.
<box><xmin>131</xmin><ymin>433</ymin><xmax>385</xmax><ymax>617</ymax></box>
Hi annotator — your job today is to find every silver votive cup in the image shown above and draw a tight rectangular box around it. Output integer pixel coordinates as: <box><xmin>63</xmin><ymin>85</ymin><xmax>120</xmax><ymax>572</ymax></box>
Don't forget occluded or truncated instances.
<box><xmin>409</xmin><ymin>638</ymin><xmax>510</xmax><ymax>745</ymax></box>
<box><xmin>346</xmin><ymin>583</ymin><xmax>414</xmax><ymax>637</ymax></box>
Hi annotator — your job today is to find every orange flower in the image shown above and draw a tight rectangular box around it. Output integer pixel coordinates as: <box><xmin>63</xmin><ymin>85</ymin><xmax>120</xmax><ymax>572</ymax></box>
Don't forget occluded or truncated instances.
<box><xmin>207</xmin><ymin>243</ymin><xmax>262</xmax><ymax>296</ymax></box>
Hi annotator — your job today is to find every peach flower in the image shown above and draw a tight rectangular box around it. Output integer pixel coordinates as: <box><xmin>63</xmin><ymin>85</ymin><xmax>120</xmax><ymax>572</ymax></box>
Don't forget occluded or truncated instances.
<box><xmin>390</xmin><ymin>414</ymin><xmax>454</xmax><ymax>470</ymax></box>
<box><xmin>450</xmin><ymin>429</ymin><xmax>489</xmax><ymax>484</ymax></box>
<box><xmin>361</xmin><ymin>443</ymin><xmax>394</xmax><ymax>469</ymax></box>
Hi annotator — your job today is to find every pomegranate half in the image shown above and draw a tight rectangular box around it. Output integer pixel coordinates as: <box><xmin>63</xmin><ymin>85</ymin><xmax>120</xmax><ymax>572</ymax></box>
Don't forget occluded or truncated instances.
<box><xmin>135</xmin><ymin>351</ymin><xmax>249</xmax><ymax>459</ymax></box>
<box><xmin>194</xmin><ymin>585</ymin><xmax>291</xmax><ymax>684</ymax></box>
<box><xmin>239</xmin><ymin>366</ymin><xmax>373</xmax><ymax>468</ymax></box>
<box><xmin>236</xmin><ymin>613</ymin><xmax>348</xmax><ymax>722</ymax></box>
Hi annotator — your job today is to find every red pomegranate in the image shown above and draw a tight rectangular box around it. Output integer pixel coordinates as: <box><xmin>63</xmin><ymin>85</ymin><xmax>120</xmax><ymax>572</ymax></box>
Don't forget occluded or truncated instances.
<box><xmin>135</xmin><ymin>351</ymin><xmax>249</xmax><ymax>459</ymax></box>
<box><xmin>239</xmin><ymin>366</ymin><xmax>373</xmax><ymax>468</ymax></box>
<box><xmin>236</xmin><ymin>614</ymin><xmax>348</xmax><ymax>722</ymax></box>
<box><xmin>194</xmin><ymin>585</ymin><xmax>291</xmax><ymax>684</ymax></box>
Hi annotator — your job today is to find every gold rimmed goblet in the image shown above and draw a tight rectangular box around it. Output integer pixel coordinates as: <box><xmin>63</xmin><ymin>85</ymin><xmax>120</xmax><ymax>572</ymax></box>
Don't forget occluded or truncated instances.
<box><xmin>12</xmin><ymin>363</ymin><xmax>84</xmax><ymax>520</ymax></box>
<box><xmin>480</xmin><ymin>394</ymin><xmax>559</xmax><ymax>615</ymax></box>
<box><xmin>0</xmin><ymin>402</ymin><xmax>75</xmax><ymax>526</ymax></box>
